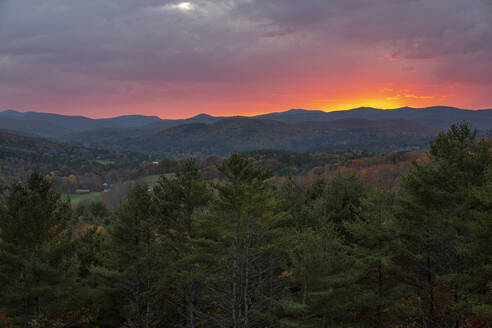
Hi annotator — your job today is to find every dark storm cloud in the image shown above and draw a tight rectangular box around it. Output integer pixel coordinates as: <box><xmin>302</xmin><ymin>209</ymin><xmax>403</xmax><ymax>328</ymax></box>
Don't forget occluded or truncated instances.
<box><xmin>0</xmin><ymin>0</ymin><xmax>491</xmax><ymax>115</ymax></box>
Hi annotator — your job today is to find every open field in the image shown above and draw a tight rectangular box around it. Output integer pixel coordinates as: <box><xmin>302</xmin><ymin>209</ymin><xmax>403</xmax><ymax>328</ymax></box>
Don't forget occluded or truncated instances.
<box><xmin>93</xmin><ymin>159</ymin><xmax>115</xmax><ymax>166</ymax></box>
<box><xmin>141</xmin><ymin>174</ymin><xmax>160</xmax><ymax>185</ymax></box>
<box><xmin>64</xmin><ymin>191</ymin><xmax>103</xmax><ymax>205</ymax></box>
<box><xmin>141</xmin><ymin>173</ymin><xmax>175</xmax><ymax>185</ymax></box>
<box><xmin>64</xmin><ymin>173</ymin><xmax>175</xmax><ymax>206</ymax></box>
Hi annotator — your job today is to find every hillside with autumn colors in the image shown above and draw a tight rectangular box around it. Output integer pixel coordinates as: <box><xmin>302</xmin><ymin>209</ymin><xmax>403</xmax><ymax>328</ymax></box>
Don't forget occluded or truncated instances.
<box><xmin>0</xmin><ymin>131</ymin><xmax>147</xmax><ymax>188</ymax></box>
<box><xmin>0</xmin><ymin>127</ymin><xmax>430</xmax><ymax>203</ymax></box>
<box><xmin>1</xmin><ymin>123</ymin><xmax>491</xmax><ymax>327</ymax></box>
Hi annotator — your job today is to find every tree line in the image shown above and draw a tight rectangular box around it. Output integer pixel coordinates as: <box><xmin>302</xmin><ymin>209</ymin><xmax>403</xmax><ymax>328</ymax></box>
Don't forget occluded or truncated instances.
<box><xmin>0</xmin><ymin>123</ymin><xmax>491</xmax><ymax>327</ymax></box>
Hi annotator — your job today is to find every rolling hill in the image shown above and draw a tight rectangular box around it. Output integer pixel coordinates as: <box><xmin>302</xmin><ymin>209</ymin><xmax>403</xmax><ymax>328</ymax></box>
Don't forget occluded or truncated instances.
<box><xmin>0</xmin><ymin>131</ymin><xmax>147</xmax><ymax>186</ymax></box>
<box><xmin>255</xmin><ymin>106</ymin><xmax>492</xmax><ymax>129</ymax></box>
<box><xmin>108</xmin><ymin>117</ymin><xmax>436</xmax><ymax>156</ymax></box>
<box><xmin>0</xmin><ymin>110</ymin><xmax>162</xmax><ymax>138</ymax></box>
<box><xmin>2</xmin><ymin>106</ymin><xmax>491</xmax><ymax>156</ymax></box>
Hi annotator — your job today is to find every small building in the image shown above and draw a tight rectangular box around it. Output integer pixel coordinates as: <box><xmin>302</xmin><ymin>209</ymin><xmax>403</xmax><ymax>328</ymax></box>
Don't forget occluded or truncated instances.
<box><xmin>75</xmin><ymin>189</ymin><xmax>90</xmax><ymax>194</ymax></box>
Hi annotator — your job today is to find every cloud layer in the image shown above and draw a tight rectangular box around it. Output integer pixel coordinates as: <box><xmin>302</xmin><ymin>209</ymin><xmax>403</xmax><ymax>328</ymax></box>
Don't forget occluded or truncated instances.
<box><xmin>0</xmin><ymin>0</ymin><xmax>491</xmax><ymax>117</ymax></box>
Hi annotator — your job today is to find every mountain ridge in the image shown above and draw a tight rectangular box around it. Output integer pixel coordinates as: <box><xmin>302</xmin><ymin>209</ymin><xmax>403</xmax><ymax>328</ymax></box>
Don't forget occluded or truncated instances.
<box><xmin>2</xmin><ymin>106</ymin><xmax>492</xmax><ymax>156</ymax></box>
<box><xmin>4</xmin><ymin>106</ymin><xmax>492</xmax><ymax>123</ymax></box>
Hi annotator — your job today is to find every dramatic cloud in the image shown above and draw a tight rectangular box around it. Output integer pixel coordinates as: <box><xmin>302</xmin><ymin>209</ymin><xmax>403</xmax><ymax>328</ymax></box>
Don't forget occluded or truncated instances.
<box><xmin>0</xmin><ymin>0</ymin><xmax>491</xmax><ymax>117</ymax></box>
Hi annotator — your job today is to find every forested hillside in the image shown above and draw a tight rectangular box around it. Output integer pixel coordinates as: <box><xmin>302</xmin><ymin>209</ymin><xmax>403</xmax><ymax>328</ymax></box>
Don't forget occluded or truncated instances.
<box><xmin>4</xmin><ymin>107</ymin><xmax>492</xmax><ymax>157</ymax></box>
<box><xmin>113</xmin><ymin>118</ymin><xmax>434</xmax><ymax>156</ymax></box>
<box><xmin>0</xmin><ymin>123</ymin><xmax>491</xmax><ymax>327</ymax></box>
<box><xmin>0</xmin><ymin>129</ymin><xmax>424</xmax><ymax>205</ymax></box>
<box><xmin>0</xmin><ymin>131</ymin><xmax>147</xmax><ymax>189</ymax></box>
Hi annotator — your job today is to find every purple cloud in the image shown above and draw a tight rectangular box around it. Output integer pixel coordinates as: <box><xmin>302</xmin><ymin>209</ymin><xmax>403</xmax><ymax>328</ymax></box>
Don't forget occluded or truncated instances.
<box><xmin>0</xmin><ymin>0</ymin><xmax>491</xmax><ymax>117</ymax></box>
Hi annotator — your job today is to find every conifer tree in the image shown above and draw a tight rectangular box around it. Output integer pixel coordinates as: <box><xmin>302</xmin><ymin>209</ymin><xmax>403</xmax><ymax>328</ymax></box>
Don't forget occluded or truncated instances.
<box><xmin>314</xmin><ymin>174</ymin><xmax>365</xmax><ymax>227</ymax></box>
<box><xmin>277</xmin><ymin>176</ymin><xmax>365</xmax><ymax>327</ymax></box>
<box><xmin>0</xmin><ymin>173</ymin><xmax>78</xmax><ymax>327</ymax></box>
<box><xmin>395</xmin><ymin>122</ymin><xmax>492</xmax><ymax>327</ymax></box>
<box><xmin>207</xmin><ymin>153</ymin><xmax>279</xmax><ymax>328</ymax></box>
<box><xmin>276</xmin><ymin>177</ymin><xmax>309</xmax><ymax>230</ymax></box>
<box><xmin>344</xmin><ymin>186</ymin><xmax>400</xmax><ymax>327</ymax></box>
<box><xmin>72</xmin><ymin>225</ymin><xmax>116</xmax><ymax>328</ymax></box>
<box><xmin>153</xmin><ymin>159</ymin><xmax>212</xmax><ymax>327</ymax></box>
<box><xmin>105</xmin><ymin>184</ymin><xmax>161</xmax><ymax>328</ymax></box>
<box><xmin>280</xmin><ymin>222</ymin><xmax>361</xmax><ymax>328</ymax></box>
<box><xmin>458</xmin><ymin>166</ymin><xmax>492</xmax><ymax>324</ymax></box>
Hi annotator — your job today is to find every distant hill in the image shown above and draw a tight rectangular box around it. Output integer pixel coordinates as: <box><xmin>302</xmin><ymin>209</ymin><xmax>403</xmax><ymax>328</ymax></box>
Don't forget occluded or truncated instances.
<box><xmin>104</xmin><ymin>117</ymin><xmax>436</xmax><ymax>157</ymax></box>
<box><xmin>2</xmin><ymin>106</ymin><xmax>492</xmax><ymax>156</ymax></box>
<box><xmin>0</xmin><ymin>117</ymin><xmax>73</xmax><ymax>138</ymax></box>
<box><xmin>64</xmin><ymin>128</ymin><xmax>149</xmax><ymax>147</ymax></box>
<box><xmin>141</xmin><ymin>113</ymin><xmax>235</xmax><ymax>132</ymax></box>
<box><xmin>0</xmin><ymin>131</ymin><xmax>147</xmax><ymax>186</ymax></box>
<box><xmin>255</xmin><ymin>107</ymin><xmax>492</xmax><ymax>129</ymax></box>
<box><xmin>0</xmin><ymin>110</ymin><xmax>161</xmax><ymax>138</ymax></box>
<box><xmin>295</xmin><ymin>118</ymin><xmax>433</xmax><ymax>134</ymax></box>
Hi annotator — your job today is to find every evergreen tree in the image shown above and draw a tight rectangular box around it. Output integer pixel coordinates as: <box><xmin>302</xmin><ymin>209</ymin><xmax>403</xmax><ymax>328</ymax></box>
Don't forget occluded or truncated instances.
<box><xmin>280</xmin><ymin>223</ymin><xmax>361</xmax><ymax>328</ymax></box>
<box><xmin>458</xmin><ymin>166</ymin><xmax>492</xmax><ymax>324</ymax></box>
<box><xmin>154</xmin><ymin>159</ymin><xmax>211</xmax><ymax>238</ymax></box>
<box><xmin>395</xmin><ymin>123</ymin><xmax>492</xmax><ymax>327</ymax></box>
<box><xmin>276</xmin><ymin>177</ymin><xmax>309</xmax><ymax>230</ymax></box>
<box><xmin>0</xmin><ymin>173</ymin><xmax>80</xmax><ymax>327</ymax></box>
<box><xmin>276</xmin><ymin>175</ymin><xmax>368</xmax><ymax>327</ymax></box>
<box><xmin>315</xmin><ymin>174</ymin><xmax>365</xmax><ymax>227</ymax></box>
<box><xmin>105</xmin><ymin>184</ymin><xmax>162</xmax><ymax>328</ymax></box>
<box><xmin>207</xmin><ymin>153</ymin><xmax>280</xmax><ymax>328</ymax></box>
<box><xmin>72</xmin><ymin>225</ymin><xmax>114</xmax><ymax>328</ymax></box>
<box><xmin>153</xmin><ymin>159</ymin><xmax>213</xmax><ymax>328</ymax></box>
<box><xmin>344</xmin><ymin>186</ymin><xmax>401</xmax><ymax>327</ymax></box>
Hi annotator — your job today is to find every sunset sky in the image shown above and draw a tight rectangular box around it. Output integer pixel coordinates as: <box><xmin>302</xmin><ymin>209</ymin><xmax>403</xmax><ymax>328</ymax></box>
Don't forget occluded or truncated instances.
<box><xmin>1</xmin><ymin>0</ymin><xmax>491</xmax><ymax>118</ymax></box>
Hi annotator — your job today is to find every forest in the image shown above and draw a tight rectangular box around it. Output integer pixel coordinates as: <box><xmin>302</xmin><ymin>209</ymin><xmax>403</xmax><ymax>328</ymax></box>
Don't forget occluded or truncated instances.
<box><xmin>0</xmin><ymin>123</ymin><xmax>491</xmax><ymax>328</ymax></box>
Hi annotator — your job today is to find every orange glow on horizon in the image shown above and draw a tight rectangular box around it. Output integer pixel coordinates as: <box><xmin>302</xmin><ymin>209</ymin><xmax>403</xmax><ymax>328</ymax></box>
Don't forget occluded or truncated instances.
<box><xmin>90</xmin><ymin>97</ymin><xmax>475</xmax><ymax>119</ymax></box>
<box><xmin>25</xmin><ymin>80</ymin><xmax>487</xmax><ymax>119</ymax></box>
<box><xmin>3</xmin><ymin>2</ymin><xmax>492</xmax><ymax>120</ymax></box>
<box><xmin>312</xmin><ymin>99</ymin><xmax>405</xmax><ymax>112</ymax></box>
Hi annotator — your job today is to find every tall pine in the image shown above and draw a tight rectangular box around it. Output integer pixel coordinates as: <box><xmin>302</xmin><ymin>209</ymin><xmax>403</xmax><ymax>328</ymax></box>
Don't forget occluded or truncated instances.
<box><xmin>0</xmin><ymin>173</ymin><xmax>79</xmax><ymax>327</ymax></box>
<box><xmin>344</xmin><ymin>186</ymin><xmax>401</xmax><ymax>327</ymax></box>
<box><xmin>105</xmin><ymin>184</ymin><xmax>162</xmax><ymax>328</ymax></box>
<box><xmin>207</xmin><ymin>153</ymin><xmax>280</xmax><ymax>328</ymax></box>
<box><xmin>153</xmin><ymin>159</ymin><xmax>213</xmax><ymax>327</ymax></box>
<box><xmin>395</xmin><ymin>123</ymin><xmax>492</xmax><ymax>327</ymax></box>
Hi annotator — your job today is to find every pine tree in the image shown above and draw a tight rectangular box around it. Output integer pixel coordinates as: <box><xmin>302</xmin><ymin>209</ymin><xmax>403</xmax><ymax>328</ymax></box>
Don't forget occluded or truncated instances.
<box><xmin>206</xmin><ymin>153</ymin><xmax>280</xmax><ymax>328</ymax></box>
<box><xmin>276</xmin><ymin>177</ymin><xmax>309</xmax><ymax>230</ymax></box>
<box><xmin>71</xmin><ymin>224</ymin><xmax>117</xmax><ymax>328</ymax></box>
<box><xmin>280</xmin><ymin>223</ymin><xmax>361</xmax><ymax>328</ymax></box>
<box><xmin>153</xmin><ymin>159</ymin><xmax>213</xmax><ymax>328</ymax></box>
<box><xmin>276</xmin><ymin>176</ymin><xmax>365</xmax><ymax>327</ymax></box>
<box><xmin>0</xmin><ymin>173</ymin><xmax>79</xmax><ymax>327</ymax></box>
<box><xmin>344</xmin><ymin>186</ymin><xmax>401</xmax><ymax>327</ymax></box>
<box><xmin>458</xmin><ymin>166</ymin><xmax>492</xmax><ymax>324</ymax></box>
<box><xmin>315</xmin><ymin>174</ymin><xmax>365</xmax><ymax>227</ymax></box>
<box><xmin>105</xmin><ymin>184</ymin><xmax>162</xmax><ymax>328</ymax></box>
<box><xmin>394</xmin><ymin>122</ymin><xmax>492</xmax><ymax>327</ymax></box>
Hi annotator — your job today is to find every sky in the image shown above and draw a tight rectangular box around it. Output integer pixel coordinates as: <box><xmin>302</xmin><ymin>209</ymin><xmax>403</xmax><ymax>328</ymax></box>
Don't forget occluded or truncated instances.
<box><xmin>0</xmin><ymin>0</ymin><xmax>491</xmax><ymax>118</ymax></box>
